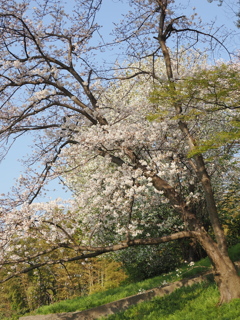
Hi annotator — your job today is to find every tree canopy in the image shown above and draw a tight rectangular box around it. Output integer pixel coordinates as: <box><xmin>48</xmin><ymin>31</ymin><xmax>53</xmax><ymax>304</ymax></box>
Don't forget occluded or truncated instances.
<box><xmin>0</xmin><ymin>0</ymin><xmax>239</xmax><ymax>305</ymax></box>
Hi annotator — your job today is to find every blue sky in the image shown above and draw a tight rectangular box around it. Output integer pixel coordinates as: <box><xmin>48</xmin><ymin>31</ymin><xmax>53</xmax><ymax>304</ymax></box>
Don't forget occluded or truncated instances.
<box><xmin>0</xmin><ymin>0</ymin><xmax>239</xmax><ymax>202</ymax></box>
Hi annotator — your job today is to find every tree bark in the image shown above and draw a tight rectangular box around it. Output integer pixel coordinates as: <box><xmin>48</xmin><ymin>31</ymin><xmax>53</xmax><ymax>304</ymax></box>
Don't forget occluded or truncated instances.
<box><xmin>196</xmin><ymin>231</ymin><xmax>240</xmax><ymax>303</ymax></box>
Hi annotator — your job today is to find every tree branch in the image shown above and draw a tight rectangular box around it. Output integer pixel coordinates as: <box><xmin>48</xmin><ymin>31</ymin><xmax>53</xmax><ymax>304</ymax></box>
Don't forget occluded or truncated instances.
<box><xmin>0</xmin><ymin>231</ymin><xmax>196</xmax><ymax>283</ymax></box>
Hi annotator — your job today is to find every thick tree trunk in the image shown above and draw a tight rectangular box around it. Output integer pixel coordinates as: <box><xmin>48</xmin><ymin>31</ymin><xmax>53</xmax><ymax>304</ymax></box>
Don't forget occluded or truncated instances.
<box><xmin>197</xmin><ymin>231</ymin><xmax>240</xmax><ymax>303</ymax></box>
<box><xmin>215</xmin><ymin>260</ymin><xmax>240</xmax><ymax>304</ymax></box>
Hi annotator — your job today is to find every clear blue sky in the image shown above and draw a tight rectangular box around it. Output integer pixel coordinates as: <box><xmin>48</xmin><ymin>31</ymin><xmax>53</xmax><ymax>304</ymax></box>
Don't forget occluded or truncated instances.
<box><xmin>0</xmin><ymin>0</ymin><xmax>239</xmax><ymax>202</ymax></box>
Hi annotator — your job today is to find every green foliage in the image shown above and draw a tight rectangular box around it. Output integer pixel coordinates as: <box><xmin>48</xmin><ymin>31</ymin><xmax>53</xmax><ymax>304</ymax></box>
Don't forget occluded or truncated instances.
<box><xmin>149</xmin><ymin>63</ymin><xmax>240</xmax><ymax>157</ymax></box>
<box><xmin>116</xmin><ymin>242</ymin><xmax>182</xmax><ymax>282</ymax></box>
<box><xmin>187</xmin><ymin>127</ymin><xmax>240</xmax><ymax>158</ymax></box>
<box><xmin>1</xmin><ymin>250</ymin><xmax>127</xmax><ymax>319</ymax></box>
<box><xmin>218</xmin><ymin>182</ymin><xmax>240</xmax><ymax>245</ymax></box>
<box><xmin>83</xmin><ymin>258</ymin><xmax>128</xmax><ymax>295</ymax></box>
<box><xmin>0</xmin><ymin>276</ymin><xmax>30</xmax><ymax>320</ymax></box>
<box><xmin>228</xmin><ymin>243</ymin><xmax>240</xmax><ymax>261</ymax></box>
<box><xmin>6</xmin><ymin>277</ymin><xmax>29</xmax><ymax>313</ymax></box>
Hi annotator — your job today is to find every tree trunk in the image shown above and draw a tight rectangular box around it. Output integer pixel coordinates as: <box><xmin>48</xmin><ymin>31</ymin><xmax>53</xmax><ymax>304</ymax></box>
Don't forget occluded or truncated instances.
<box><xmin>215</xmin><ymin>260</ymin><xmax>240</xmax><ymax>304</ymax></box>
<box><xmin>156</xmin><ymin>13</ymin><xmax>240</xmax><ymax>304</ymax></box>
<box><xmin>197</xmin><ymin>231</ymin><xmax>240</xmax><ymax>303</ymax></box>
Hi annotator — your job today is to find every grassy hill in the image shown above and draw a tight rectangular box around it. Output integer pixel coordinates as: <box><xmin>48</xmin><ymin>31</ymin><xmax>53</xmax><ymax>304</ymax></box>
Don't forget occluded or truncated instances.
<box><xmin>101</xmin><ymin>280</ymin><xmax>240</xmax><ymax>320</ymax></box>
<box><xmin>6</xmin><ymin>243</ymin><xmax>240</xmax><ymax>320</ymax></box>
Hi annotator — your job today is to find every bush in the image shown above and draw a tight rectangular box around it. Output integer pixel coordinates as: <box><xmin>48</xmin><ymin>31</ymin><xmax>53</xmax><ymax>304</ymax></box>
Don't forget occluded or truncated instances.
<box><xmin>116</xmin><ymin>242</ymin><xmax>182</xmax><ymax>282</ymax></box>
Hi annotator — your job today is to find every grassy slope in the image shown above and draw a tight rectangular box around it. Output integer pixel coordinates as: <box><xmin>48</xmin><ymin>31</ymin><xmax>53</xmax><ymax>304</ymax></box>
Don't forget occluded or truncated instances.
<box><xmin>26</xmin><ymin>243</ymin><xmax>240</xmax><ymax>319</ymax></box>
<box><xmin>102</xmin><ymin>282</ymin><xmax>240</xmax><ymax>320</ymax></box>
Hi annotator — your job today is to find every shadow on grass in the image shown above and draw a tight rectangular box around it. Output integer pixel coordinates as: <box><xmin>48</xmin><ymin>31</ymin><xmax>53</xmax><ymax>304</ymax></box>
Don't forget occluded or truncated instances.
<box><xmin>104</xmin><ymin>278</ymin><xmax>240</xmax><ymax>320</ymax></box>
<box><xmin>103</xmin><ymin>282</ymin><xmax>209</xmax><ymax>320</ymax></box>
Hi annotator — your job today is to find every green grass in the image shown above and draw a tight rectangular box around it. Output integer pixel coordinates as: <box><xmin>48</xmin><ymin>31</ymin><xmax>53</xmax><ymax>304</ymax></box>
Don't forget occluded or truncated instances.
<box><xmin>101</xmin><ymin>281</ymin><xmax>240</xmax><ymax>320</ymax></box>
<box><xmin>27</xmin><ymin>243</ymin><xmax>240</xmax><ymax>317</ymax></box>
<box><xmin>32</xmin><ymin>271</ymin><xmax>180</xmax><ymax>315</ymax></box>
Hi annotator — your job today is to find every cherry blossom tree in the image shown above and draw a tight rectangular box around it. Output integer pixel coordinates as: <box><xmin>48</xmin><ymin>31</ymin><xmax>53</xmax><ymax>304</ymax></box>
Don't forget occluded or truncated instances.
<box><xmin>0</xmin><ymin>0</ymin><xmax>239</xmax><ymax>304</ymax></box>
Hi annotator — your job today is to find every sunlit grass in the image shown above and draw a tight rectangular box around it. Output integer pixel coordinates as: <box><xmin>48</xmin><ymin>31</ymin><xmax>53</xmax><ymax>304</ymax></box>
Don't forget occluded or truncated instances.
<box><xmin>33</xmin><ymin>271</ymin><xmax>180</xmax><ymax>315</ymax></box>
<box><xmin>25</xmin><ymin>243</ymin><xmax>240</xmax><ymax>317</ymax></box>
<box><xmin>102</xmin><ymin>282</ymin><xmax>240</xmax><ymax>320</ymax></box>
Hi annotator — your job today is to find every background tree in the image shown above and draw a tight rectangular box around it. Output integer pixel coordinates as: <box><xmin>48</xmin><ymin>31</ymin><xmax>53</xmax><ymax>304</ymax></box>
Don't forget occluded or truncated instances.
<box><xmin>0</xmin><ymin>235</ymin><xmax>127</xmax><ymax>318</ymax></box>
<box><xmin>0</xmin><ymin>0</ymin><xmax>239</xmax><ymax>305</ymax></box>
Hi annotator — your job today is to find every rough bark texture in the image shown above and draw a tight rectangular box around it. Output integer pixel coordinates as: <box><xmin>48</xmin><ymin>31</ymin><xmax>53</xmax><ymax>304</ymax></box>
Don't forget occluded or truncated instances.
<box><xmin>196</xmin><ymin>231</ymin><xmax>240</xmax><ymax>303</ymax></box>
